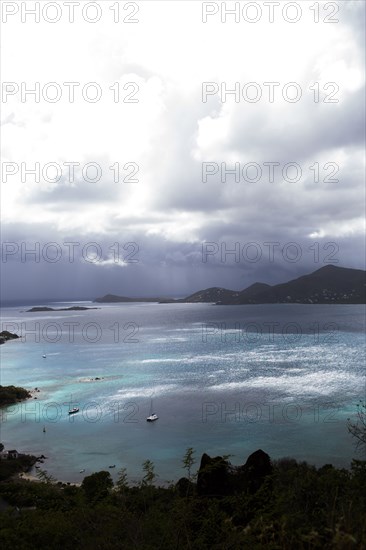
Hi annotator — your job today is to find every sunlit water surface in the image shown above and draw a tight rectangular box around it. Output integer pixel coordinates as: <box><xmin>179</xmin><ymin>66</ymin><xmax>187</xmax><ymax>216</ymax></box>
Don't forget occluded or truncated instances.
<box><xmin>1</xmin><ymin>302</ymin><xmax>365</xmax><ymax>483</ymax></box>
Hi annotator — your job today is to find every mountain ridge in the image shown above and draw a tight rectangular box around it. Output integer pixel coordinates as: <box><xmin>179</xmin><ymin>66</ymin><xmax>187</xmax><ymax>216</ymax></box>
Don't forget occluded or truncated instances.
<box><xmin>94</xmin><ymin>265</ymin><xmax>366</xmax><ymax>305</ymax></box>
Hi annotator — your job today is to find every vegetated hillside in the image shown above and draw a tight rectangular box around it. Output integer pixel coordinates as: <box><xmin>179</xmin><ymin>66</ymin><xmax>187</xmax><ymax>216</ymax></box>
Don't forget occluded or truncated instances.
<box><xmin>0</xmin><ymin>385</ymin><xmax>31</xmax><ymax>407</ymax></box>
<box><xmin>93</xmin><ymin>265</ymin><xmax>366</xmax><ymax>305</ymax></box>
<box><xmin>183</xmin><ymin>286</ymin><xmax>239</xmax><ymax>303</ymax></box>
<box><xmin>0</xmin><ymin>331</ymin><xmax>19</xmax><ymax>345</ymax></box>
<box><xmin>217</xmin><ymin>282</ymin><xmax>272</xmax><ymax>304</ymax></box>
<box><xmin>0</xmin><ymin>447</ymin><xmax>365</xmax><ymax>549</ymax></box>
<box><xmin>233</xmin><ymin>265</ymin><xmax>366</xmax><ymax>304</ymax></box>
<box><xmin>185</xmin><ymin>265</ymin><xmax>366</xmax><ymax>305</ymax></box>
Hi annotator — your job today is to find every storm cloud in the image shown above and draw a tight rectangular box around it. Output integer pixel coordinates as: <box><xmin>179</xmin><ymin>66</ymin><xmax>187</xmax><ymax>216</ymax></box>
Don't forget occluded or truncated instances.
<box><xmin>1</xmin><ymin>1</ymin><xmax>365</xmax><ymax>301</ymax></box>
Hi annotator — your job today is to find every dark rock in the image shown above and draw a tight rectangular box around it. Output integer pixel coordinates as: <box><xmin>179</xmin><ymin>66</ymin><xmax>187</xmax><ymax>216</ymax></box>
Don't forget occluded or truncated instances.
<box><xmin>197</xmin><ymin>449</ymin><xmax>273</xmax><ymax>497</ymax></box>
<box><xmin>197</xmin><ymin>453</ymin><xmax>231</xmax><ymax>496</ymax></box>
<box><xmin>239</xmin><ymin>449</ymin><xmax>273</xmax><ymax>493</ymax></box>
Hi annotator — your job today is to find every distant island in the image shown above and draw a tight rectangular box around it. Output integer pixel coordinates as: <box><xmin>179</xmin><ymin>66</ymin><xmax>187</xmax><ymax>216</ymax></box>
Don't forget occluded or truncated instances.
<box><xmin>0</xmin><ymin>330</ymin><xmax>20</xmax><ymax>345</ymax></box>
<box><xmin>26</xmin><ymin>306</ymin><xmax>100</xmax><ymax>312</ymax></box>
<box><xmin>94</xmin><ymin>295</ymin><xmax>169</xmax><ymax>304</ymax></box>
<box><xmin>95</xmin><ymin>265</ymin><xmax>366</xmax><ymax>305</ymax></box>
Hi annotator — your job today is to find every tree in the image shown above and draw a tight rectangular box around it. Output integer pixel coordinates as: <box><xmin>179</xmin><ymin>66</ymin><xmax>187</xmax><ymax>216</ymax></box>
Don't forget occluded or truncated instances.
<box><xmin>141</xmin><ymin>459</ymin><xmax>156</xmax><ymax>486</ymax></box>
<box><xmin>347</xmin><ymin>400</ymin><xmax>366</xmax><ymax>453</ymax></box>
<box><xmin>36</xmin><ymin>469</ymin><xmax>56</xmax><ymax>484</ymax></box>
<box><xmin>81</xmin><ymin>471</ymin><xmax>113</xmax><ymax>501</ymax></box>
<box><xmin>182</xmin><ymin>447</ymin><xmax>196</xmax><ymax>482</ymax></box>
<box><xmin>116</xmin><ymin>467</ymin><xmax>129</xmax><ymax>493</ymax></box>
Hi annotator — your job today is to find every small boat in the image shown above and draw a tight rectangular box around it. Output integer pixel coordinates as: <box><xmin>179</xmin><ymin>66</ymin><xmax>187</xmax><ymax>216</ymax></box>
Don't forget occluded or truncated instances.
<box><xmin>42</xmin><ymin>355</ymin><xmax>46</xmax><ymax>358</ymax></box>
<box><xmin>68</xmin><ymin>407</ymin><xmax>80</xmax><ymax>415</ymax></box>
<box><xmin>109</xmin><ymin>465</ymin><xmax>116</xmax><ymax>468</ymax></box>
<box><xmin>146</xmin><ymin>413</ymin><xmax>158</xmax><ymax>422</ymax></box>
<box><xmin>146</xmin><ymin>394</ymin><xmax>158</xmax><ymax>422</ymax></box>
<box><xmin>43</xmin><ymin>426</ymin><xmax>46</xmax><ymax>433</ymax></box>
<box><xmin>79</xmin><ymin>469</ymin><xmax>85</xmax><ymax>473</ymax></box>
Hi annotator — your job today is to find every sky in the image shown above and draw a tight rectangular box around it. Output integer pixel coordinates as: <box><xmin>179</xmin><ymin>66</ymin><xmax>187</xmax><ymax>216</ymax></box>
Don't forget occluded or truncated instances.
<box><xmin>1</xmin><ymin>0</ymin><xmax>365</xmax><ymax>301</ymax></box>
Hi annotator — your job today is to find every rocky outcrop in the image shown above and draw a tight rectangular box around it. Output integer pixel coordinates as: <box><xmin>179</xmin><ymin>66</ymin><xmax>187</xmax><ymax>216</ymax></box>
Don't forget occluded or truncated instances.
<box><xmin>196</xmin><ymin>453</ymin><xmax>232</xmax><ymax>496</ymax></box>
<box><xmin>196</xmin><ymin>449</ymin><xmax>272</xmax><ymax>497</ymax></box>
<box><xmin>239</xmin><ymin>449</ymin><xmax>273</xmax><ymax>493</ymax></box>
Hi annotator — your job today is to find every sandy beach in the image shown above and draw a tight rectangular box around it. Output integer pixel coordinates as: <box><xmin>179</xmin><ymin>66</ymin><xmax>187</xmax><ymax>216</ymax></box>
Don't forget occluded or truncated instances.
<box><xmin>18</xmin><ymin>472</ymin><xmax>81</xmax><ymax>487</ymax></box>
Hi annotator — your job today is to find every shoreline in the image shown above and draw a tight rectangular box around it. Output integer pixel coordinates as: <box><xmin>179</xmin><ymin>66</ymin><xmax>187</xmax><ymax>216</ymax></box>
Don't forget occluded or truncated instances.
<box><xmin>18</xmin><ymin>472</ymin><xmax>81</xmax><ymax>487</ymax></box>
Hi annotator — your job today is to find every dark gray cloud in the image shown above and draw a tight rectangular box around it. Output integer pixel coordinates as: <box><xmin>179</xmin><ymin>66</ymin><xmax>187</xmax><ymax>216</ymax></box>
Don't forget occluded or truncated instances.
<box><xmin>1</xmin><ymin>219</ymin><xmax>364</xmax><ymax>302</ymax></box>
<box><xmin>1</xmin><ymin>4</ymin><xmax>364</xmax><ymax>301</ymax></box>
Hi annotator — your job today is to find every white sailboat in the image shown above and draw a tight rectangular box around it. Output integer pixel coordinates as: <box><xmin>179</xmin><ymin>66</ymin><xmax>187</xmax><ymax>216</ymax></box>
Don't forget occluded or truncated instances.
<box><xmin>146</xmin><ymin>394</ymin><xmax>158</xmax><ymax>422</ymax></box>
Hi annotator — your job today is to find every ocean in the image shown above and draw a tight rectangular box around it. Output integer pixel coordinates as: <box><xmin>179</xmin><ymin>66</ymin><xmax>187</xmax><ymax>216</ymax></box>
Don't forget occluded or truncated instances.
<box><xmin>0</xmin><ymin>302</ymin><xmax>365</xmax><ymax>484</ymax></box>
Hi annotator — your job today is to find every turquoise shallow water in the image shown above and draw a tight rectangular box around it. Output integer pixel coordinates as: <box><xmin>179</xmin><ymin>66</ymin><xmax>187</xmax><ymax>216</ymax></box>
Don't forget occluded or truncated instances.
<box><xmin>0</xmin><ymin>302</ymin><xmax>365</xmax><ymax>483</ymax></box>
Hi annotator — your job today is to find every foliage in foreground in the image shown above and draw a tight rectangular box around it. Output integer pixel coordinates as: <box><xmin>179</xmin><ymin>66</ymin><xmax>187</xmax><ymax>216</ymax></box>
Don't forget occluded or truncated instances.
<box><xmin>0</xmin><ymin>454</ymin><xmax>365</xmax><ymax>550</ymax></box>
<box><xmin>348</xmin><ymin>400</ymin><xmax>366</xmax><ymax>454</ymax></box>
<box><xmin>0</xmin><ymin>454</ymin><xmax>36</xmax><ymax>482</ymax></box>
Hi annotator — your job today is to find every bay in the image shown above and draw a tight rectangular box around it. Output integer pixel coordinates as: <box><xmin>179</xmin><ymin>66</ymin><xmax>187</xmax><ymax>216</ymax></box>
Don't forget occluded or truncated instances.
<box><xmin>0</xmin><ymin>302</ymin><xmax>364</xmax><ymax>484</ymax></box>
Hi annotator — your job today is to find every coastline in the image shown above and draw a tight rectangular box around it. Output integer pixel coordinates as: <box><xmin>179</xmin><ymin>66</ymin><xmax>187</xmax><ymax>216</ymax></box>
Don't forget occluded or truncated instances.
<box><xmin>18</xmin><ymin>472</ymin><xmax>81</xmax><ymax>487</ymax></box>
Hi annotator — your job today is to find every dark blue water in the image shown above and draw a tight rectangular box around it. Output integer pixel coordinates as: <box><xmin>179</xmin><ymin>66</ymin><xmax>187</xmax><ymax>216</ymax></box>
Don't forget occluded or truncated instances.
<box><xmin>1</xmin><ymin>302</ymin><xmax>365</xmax><ymax>483</ymax></box>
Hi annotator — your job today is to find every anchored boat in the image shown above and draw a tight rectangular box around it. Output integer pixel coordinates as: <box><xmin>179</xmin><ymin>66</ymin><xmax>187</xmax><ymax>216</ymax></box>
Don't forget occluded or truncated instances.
<box><xmin>146</xmin><ymin>395</ymin><xmax>158</xmax><ymax>422</ymax></box>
